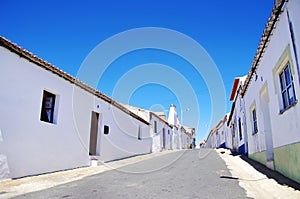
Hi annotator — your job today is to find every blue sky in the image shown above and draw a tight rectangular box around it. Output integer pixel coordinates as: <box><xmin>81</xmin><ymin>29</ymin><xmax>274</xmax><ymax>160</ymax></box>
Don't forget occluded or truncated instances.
<box><xmin>1</xmin><ymin>0</ymin><xmax>274</xmax><ymax>141</ymax></box>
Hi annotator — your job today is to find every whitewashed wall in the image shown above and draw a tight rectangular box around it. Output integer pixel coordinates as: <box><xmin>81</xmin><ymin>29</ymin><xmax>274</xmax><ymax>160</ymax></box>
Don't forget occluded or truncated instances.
<box><xmin>217</xmin><ymin>122</ymin><xmax>227</xmax><ymax>148</ymax></box>
<box><xmin>225</xmin><ymin>123</ymin><xmax>233</xmax><ymax>149</ymax></box>
<box><xmin>233</xmin><ymin>86</ymin><xmax>248</xmax><ymax>154</ymax></box>
<box><xmin>150</xmin><ymin>114</ymin><xmax>172</xmax><ymax>152</ymax></box>
<box><xmin>180</xmin><ymin>129</ymin><xmax>191</xmax><ymax>149</ymax></box>
<box><xmin>0</xmin><ymin>46</ymin><xmax>151</xmax><ymax>180</ymax></box>
<box><xmin>244</xmin><ymin>0</ymin><xmax>300</xmax><ymax>154</ymax></box>
<box><xmin>95</xmin><ymin>102</ymin><xmax>151</xmax><ymax>162</ymax></box>
<box><xmin>265</xmin><ymin>0</ymin><xmax>300</xmax><ymax>149</ymax></box>
<box><xmin>228</xmin><ymin>111</ymin><xmax>239</xmax><ymax>151</ymax></box>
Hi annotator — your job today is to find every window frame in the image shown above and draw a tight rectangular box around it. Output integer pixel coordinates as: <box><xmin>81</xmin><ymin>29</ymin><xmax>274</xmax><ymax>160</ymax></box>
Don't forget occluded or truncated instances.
<box><xmin>138</xmin><ymin>125</ymin><xmax>142</xmax><ymax>140</ymax></box>
<box><xmin>279</xmin><ymin>63</ymin><xmax>297</xmax><ymax>112</ymax></box>
<box><xmin>251</xmin><ymin>108</ymin><xmax>258</xmax><ymax>134</ymax></box>
<box><xmin>104</xmin><ymin>125</ymin><xmax>110</xmax><ymax>135</ymax></box>
<box><xmin>238</xmin><ymin>117</ymin><xmax>243</xmax><ymax>140</ymax></box>
<box><xmin>40</xmin><ymin>90</ymin><xmax>57</xmax><ymax>124</ymax></box>
<box><xmin>272</xmin><ymin>45</ymin><xmax>298</xmax><ymax>114</ymax></box>
<box><xmin>154</xmin><ymin>121</ymin><xmax>157</xmax><ymax>134</ymax></box>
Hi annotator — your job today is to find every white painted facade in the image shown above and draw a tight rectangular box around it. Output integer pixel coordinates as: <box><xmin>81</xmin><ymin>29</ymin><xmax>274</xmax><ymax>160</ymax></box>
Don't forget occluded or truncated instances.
<box><xmin>205</xmin><ymin>115</ymin><xmax>228</xmax><ymax>149</ymax></box>
<box><xmin>216</xmin><ymin>118</ymin><xmax>227</xmax><ymax>148</ymax></box>
<box><xmin>123</xmin><ymin>105</ymin><xmax>174</xmax><ymax>152</ymax></box>
<box><xmin>223</xmin><ymin>114</ymin><xmax>233</xmax><ymax>149</ymax></box>
<box><xmin>122</xmin><ymin>104</ymin><xmax>195</xmax><ymax>152</ymax></box>
<box><xmin>0</xmin><ymin>39</ymin><xmax>152</xmax><ymax>180</ymax></box>
<box><xmin>227</xmin><ymin>76</ymin><xmax>248</xmax><ymax>154</ymax></box>
<box><xmin>205</xmin><ymin>129</ymin><xmax>217</xmax><ymax>149</ymax></box>
<box><xmin>180</xmin><ymin>126</ymin><xmax>192</xmax><ymax>149</ymax></box>
<box><xmin>150</xmin><ymin>113</ymin><xmax>173</xmax><ymax>152</ymax></box>
<box><xmin>243</xmin><ymin>0</ymin><xmax>300</xmax><ymax>167</ymax></box>
<box><xmin>205</xmin><ymin>0</ymin><xmax>300</xmax><ymax>183</ymax></box>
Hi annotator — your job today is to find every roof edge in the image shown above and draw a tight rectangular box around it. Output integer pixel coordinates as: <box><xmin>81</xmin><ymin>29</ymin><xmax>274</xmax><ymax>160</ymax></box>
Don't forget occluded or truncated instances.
<box><xmin>241</xmin><ymin>0</ymin><xmax>286</xmax><ymax>96</ymax></box>
<box><xmin>0</xmin><ymin>36</ymin><xmax>149</xmax><ymax>125</ymax></box>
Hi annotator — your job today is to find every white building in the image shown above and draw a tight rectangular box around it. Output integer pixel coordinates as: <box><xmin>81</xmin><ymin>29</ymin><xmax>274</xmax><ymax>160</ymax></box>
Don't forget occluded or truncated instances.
<box><xmin>181</xmin><ymin>126</ymin><xmax>194</xmax><ymax>149</ymax></box>
<box><xmin>202</xmin><ymin>0</ymin><xmax>300</xmax><ymax>184</ymax></box>
<box><xmin>205</xmin><ymin>115</ymin><xmax>228</xmax><ymax>149</ymax></box>
<box><xmin>124</xmin><ymin>104</ymin><xmax>194</xmax><ymax>152</ymax></box>
<box><xmin>216</xmin><ymin>115</ymin><xmax>228</xmax><ymax>149</ymax></box>
<box><xmin>223</xmin><ymin>113</ymin><xmax>233</xmax><ymax>149</ymax></box>
<box><xmin>241</xmin><ymin>0</ymin><xmax>300</xmax><ymax>183</ymax></box>
<box><xmin>0</xmin><ymin>37</ymin><xmax>152</xmax><ymax>180</ymax></box>
<box><xmin>122</xmin><ymin>105</ymin><xmax>173</xmax><ymax>152</ymax></box>
<box><xmin>227</xmin><ymin>76</ymin><xmax>248</xmax><ymax>155</ymax></box>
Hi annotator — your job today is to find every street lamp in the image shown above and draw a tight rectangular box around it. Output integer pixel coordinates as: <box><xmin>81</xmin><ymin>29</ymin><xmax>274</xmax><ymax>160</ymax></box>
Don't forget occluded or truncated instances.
<box><xmin>180</xmin><ymin>108</ymin><xmax>190</xmax><ymax>125</ymax></box>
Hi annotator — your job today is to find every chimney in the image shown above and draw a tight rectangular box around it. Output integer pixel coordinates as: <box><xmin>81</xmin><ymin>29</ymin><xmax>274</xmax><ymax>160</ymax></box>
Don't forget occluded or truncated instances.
<box><xmin>168</xmin><ymin>104</ymin><xmax>178</xmax><ymax>126</ymax></box>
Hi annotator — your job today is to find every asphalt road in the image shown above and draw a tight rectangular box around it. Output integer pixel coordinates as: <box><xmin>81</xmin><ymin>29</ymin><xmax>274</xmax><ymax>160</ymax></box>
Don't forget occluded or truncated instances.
<box><xmin>14</xmin><ymin>149</ymin><xmax>249</xmax><ymax>199</ymax></box>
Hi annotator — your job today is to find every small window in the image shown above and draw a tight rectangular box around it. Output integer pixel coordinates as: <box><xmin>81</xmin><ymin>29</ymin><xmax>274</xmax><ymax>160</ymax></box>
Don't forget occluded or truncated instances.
<box><xmin>154</xmin><ymin>121</ymin><xmax>157</xmax><ymax>133</ymax></box>
<box><xmin>279</xmin><ymin>63</ymin><xmax>296</xmax><ymax>110</ymax></box>
<box><xmin>40</xmin><ymin>90</ymin><xmax>56</xmax><ymax>124</ymax></box>
<box><xmin>238</xmin><ymin>118</ymin><xmax>242</xmax><ymax>140</ymax></box>
<box><xmin>104</xmin><ymin>125</ymin><xmax>109</xmax><ymax>135</ymax></box>
<box><xmin>252</xmin><ymin>108</ymin><xmax>258</xmax><ymax>134</ymax></box>
<box><xmin>138</xmin><ymin>126</ymin><xmax>142</xmax><ymax>140</ymax></box>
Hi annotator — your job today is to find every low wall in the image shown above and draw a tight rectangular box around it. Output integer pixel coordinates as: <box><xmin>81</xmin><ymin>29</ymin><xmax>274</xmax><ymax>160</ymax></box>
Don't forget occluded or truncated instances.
<box><xmin>274</xmin><ymin>142</ymin><xmax>300</xmax><ymax>184</ymax></box>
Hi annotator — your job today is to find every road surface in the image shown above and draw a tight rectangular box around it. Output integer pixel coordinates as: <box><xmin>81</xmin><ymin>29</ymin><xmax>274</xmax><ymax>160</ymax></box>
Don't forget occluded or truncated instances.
<box><xmin>13</xmin><ymin>149</ymin><xmax>249</xmax><ymax>199</ymax></box>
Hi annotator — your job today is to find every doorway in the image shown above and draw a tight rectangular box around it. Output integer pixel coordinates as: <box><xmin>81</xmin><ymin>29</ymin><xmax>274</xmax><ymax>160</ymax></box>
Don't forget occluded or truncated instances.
<box><xmin>89</xmin><ymin>111</ymin><xmax>101</xmax><ymax>156</ymax></box>
<box><xmin>260</xmin><ymin>84</ymin><xmax>274</xmax><ymax>169</ymax></box>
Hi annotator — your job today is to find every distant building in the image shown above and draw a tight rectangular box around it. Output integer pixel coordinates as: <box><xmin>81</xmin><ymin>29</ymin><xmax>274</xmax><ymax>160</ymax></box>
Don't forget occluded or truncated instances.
<box><xmin>227</xmin><ymin>76</ymin><xmax>248</xmax><ymax>155</ymax></box>
<box><xmin>206</xmin><ymin>0</ymin><xmax>300</xmax><ymax>184</ymax></box>
<box><xmin>122</xmin><ymin>104</ymin><xmax>173</xmax><ymax>152</ymax></box>
<box><xmin>124</xmin><ymin>104</ymin><xmax>194</xmax><ymax>152</ymax></box>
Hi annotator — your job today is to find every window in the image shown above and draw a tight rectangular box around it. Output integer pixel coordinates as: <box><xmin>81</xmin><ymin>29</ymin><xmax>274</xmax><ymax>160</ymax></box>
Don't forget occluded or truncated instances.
<box><xmin>154</xmin><ymin>121</ymin><xmax>157</xmax><ymax>133</ymax></box>
<box><xmin>279</xmin><ymin>63</ymin><xmax>296</xmax><ymax>110</ymax></box>
<box><xmin>252</xmin><ymin>108</ymin><xmax>258</xmax><ymax>134</ymax></box>
<box><xmin>104</xmin><ymin>125</ymin><xmax>109</xmax><ymax>135</ymax></box>
<box><xmin>40</xmin><ymin>90</ymin><xmax>56</xmax><ymax>123</ymax></box>
<box><xmin>238</xmin><ymin>118</ymin><xmax>242</xmax><ymax>140</ymax></box>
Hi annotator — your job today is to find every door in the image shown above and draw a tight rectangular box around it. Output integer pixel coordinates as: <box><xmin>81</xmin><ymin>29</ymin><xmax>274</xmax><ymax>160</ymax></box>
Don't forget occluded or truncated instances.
<box><xmin>170</xmin><ymin>130</ymin><xmax>173</xmax><ymax>150</ymax></box>
<box><xmin>89</xmin><ymin>111</ymin><xmax>100</xmax><ymax>156</ymax></box>
<box><xmin>260</xmin><ymin>84</ymin><xmax>274</xmax><ymax>169</ymax></box>
<box><xmin>162</xmin><ymin>128</ymin><xmax>166</xmax><ymax>149</ymax></box>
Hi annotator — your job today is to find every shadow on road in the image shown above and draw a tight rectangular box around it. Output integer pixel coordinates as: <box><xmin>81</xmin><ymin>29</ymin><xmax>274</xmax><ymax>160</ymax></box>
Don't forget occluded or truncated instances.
<box><xmin>239</xmin><ymin>155</ymin><xmax>300</xmax><ymax>191</ymax></box>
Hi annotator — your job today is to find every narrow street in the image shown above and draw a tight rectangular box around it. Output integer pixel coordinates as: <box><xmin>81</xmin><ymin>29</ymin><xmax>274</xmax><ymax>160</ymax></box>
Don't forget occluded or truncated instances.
<box><xmin>2</xmin><ymin>149</ymin><xmax>300</xmax><ymax>199</ymax></box>
<box><xmin>11</xmin><ymin>149</ymin><xmax>247</xmax><ymax>199</ymax></box>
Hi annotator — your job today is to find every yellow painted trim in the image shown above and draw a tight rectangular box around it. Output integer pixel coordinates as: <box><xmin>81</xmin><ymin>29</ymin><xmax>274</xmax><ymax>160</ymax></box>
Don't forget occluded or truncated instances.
<box><xmin>250</xmin><ymin>101</ymin><xmax>256</xmax><ymax>112</ymax></box>
<box><xmin>259</xmin><ymin>82</ymin><xmax>269</xmax><ymax>103</ymax></box>
<box><xmin>272</xmin><ymin>45</ymin><xmax>295</xmax><ymax>94</ymax></box>
<box><xmin>249</xmin><ymin>101</ymin><xmax>257</xmax><ymax>134</ymax></box>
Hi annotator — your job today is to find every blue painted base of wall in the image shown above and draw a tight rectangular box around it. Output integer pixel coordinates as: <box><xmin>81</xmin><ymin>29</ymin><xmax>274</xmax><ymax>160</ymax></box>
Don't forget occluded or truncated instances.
<box><xmin>238</xmin><ymin>144</ymin><xmax>248</xmax><ymax>156</ymax></box>
<box><xmin>218</xmin><ymin>142</ymin><xmax>226</xmax><ymax>149</ymax></box>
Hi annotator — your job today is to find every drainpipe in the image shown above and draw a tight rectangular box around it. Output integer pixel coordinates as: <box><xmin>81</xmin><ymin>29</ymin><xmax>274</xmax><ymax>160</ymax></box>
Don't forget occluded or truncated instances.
<box><xmin>287</xmin><ymin>9</ymin><xmax>300</xmax><ymax>87</ymax></box>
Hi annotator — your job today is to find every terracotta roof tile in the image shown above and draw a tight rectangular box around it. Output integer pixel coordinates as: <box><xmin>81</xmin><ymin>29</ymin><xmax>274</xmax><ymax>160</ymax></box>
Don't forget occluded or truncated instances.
<box><xmin>241</xmin><ymin>0</ymin><xmax>286</xmax><ymax>96</ymax></box>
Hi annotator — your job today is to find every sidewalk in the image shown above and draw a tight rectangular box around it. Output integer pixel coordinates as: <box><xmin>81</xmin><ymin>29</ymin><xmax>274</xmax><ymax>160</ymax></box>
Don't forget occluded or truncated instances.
<box><xmin>0</xmin><ymin>150</ymin><xmax>177</xmax><ymax>199</ymax></box>
<box><xmin>216</xmin><ymin>148</ymin><xmax>300</xmax><ymax>199</ymax></box>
